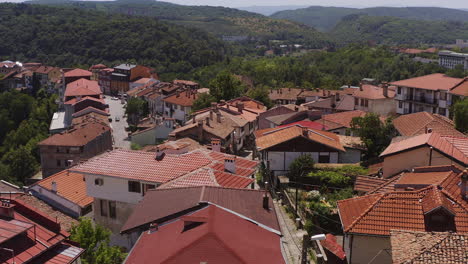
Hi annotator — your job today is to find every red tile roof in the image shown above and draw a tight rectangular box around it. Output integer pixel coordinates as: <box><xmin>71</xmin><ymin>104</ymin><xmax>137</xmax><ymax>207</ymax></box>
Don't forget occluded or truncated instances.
<box><xmin>63</xmin><ymin>68</ymin><xmax>92</xmax><ymax>78</ymax></box>
<box><xmin>256</xmin><ymin>125</ymin><xmax>345</xmax><ymax>152</ymax></box>
<box><xmin>393</xmin><ymin>112</ymin><xmax>464</xmax><ymax>137</ymax></box>
<box><xmin>32</xmin><ymin>170</ymin><xmax>93</xmax><ymax>208</ymax></box>
<box><xmin>380</xmin><ymin>133</ymin><xmax>468</xmax><ymax>165</ymax></box>
<box><xmin>162</xmin><ymin>90</ymin><xmax>198</xmax><ymax>106</ymax></box>
<box><xmin>278</xmin><ymin>120</ymin><xmax>326</xmax><ymax>130</ymax></box>
<box><xmin>121</xmin><ymin>186</ymin><xmax>280</xmax><ymax>234</ymax></box>
<box><xmin>71</xmin><ymin>149</ymin><xmax>258</xmax><ymax>187</ymax></box>
<box><xmin>320</xmin><ymin>234</ymin><xmax>346</xmax><ymax>260</ymax></box>
<box><xmin>124</xmin><ymin>205</ymin><xmax>285</xmax><ymax>264</ymax></box>
<box><xmin>269</xmin><ymin>88</ymin><xmax>303</xmax><ymax>101</ymax></box>
<box><xmin>32</xmin><ymin>242</ymin><xmax>84</xmax><ymax>264</ymax></box>
<box><xmin>34</xmin><ymin>66</ymin><xmax>58</xmax><ymax>75</ymax></box>
<box><xmin>391</xmin><ymin>230</ymin><xmax>468</xmax><ymax>264</ymax></box>
<box><xmin>72</xmin><ymin>106</ymin><xmax>109</xmax><ymax>118</ymax></box>
<box><xmin>65</xmin><ymin>96</ymin><xmax>105</xmax><ymax>106</ymax></box>
<box><xmin>352</xmin><ymin>84</ymin><xmax>395</xmax><ymax>99</ymax></box>
<box><xmin>317</xmin><ymin>110</ymin><xmax>369</xmax><ymax>129</ymax></box>
<box><xmin>65</xmin><ymin>79</ymin><xmax>101</xmax><ymax>98</ymax></box>
<box><xmin>39</xmin><ymin>121</ymin><xmax>111</xmax><ymax>147</ymax></box>
<box><xmin>338</xmin><ymin>167</ymin><xmax>468</xmax><ymax>236</ymax></box>
<box><xmin>450</xmin><ymin>78</ymin><xmax>468</xmax><ymax>97</ymax></box>
<box><xmin>89</xmin><ymin>64</ymin><xmax>107</xmax><ymax>70</ymax></box>
<box><xmin>390</xmin><ymin>73</ymin><xmax>464</xmax><ymax>91</ymax></box>
<box><xmin>354</xmin><ymin>176</ymin><xmax>390</xmax><ymax>193</ymax></box>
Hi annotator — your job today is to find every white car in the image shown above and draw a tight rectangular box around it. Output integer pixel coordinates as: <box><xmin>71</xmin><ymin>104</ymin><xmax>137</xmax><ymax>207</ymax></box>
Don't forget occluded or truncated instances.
<box><xmin>111</xmin><ymin>97</ymin><xmax>118</xmax><ymax>100</ymax></box>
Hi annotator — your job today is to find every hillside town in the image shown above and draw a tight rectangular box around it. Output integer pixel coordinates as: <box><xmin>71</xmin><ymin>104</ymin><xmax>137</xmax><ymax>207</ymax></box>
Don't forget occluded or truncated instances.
<box><xmin>0</xmin><ymin>57</ymin><xmax>466</xmax><ymax>264</ymax></box>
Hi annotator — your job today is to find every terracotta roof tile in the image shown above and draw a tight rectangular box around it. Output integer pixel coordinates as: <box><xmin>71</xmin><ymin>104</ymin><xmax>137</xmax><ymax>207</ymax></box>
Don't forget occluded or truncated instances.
<box><xmin>320</xmin><ymin>234</ymin><xmax>346</xmax><ymax>260</ymax></box>
<box><xmin>64</xmin><ymin>68</ymin><xmax>92</xmax><ymax>78</ymax></box>
<box><xmin>302</xmin><ymin>94</ymin><xmax>355</xmax><ymax>111</ymax></box>
<box><xmin>393</xmin><ymin>112</ymin><xmax>463</xmax><ymax>137</ymax></box>
<box><xmin>32</xmin><ymin>170</ymin><xmax>93</xmax><ymax>208</ymax></box>
<box><xmin>34</xmin><ymin>66</ymin><xmax>58</xmax><ymax>74</ymax></box>
<box><xmin>317</xmin><ymin>110</ymin><xmax>368</xmax><ymax>129</ymax></box>
<box><xmin>124</xmin><ymin>205</ymin><xmax>284</xmax><ymax>264</ymax></box>
<box><xmin>390</xmin><ymin>73</ymin><xmax>463</xmax><ymax>91</ymax></box>
<box><xmin>65</xmin><ymin>79</ymin><xmax>101</xmax><ymax>98</ymax></box>
<box><xmin>354</xmin><ymin>176</ymin><xmax>389</xmax><ymax>193</ymax></box>
<box><xmin>162</xmin><ymin>90</ymin><xmax>198</xmax><ymax>106</ymax></box>
<box><xmin>353</xmin><ymin>84</ymin><xmax>395</xmax><ymax>99</ymax></box>
<box><xmin>450</xmin><ymin>78</ymin><xmax>468</xmax><ymax>97</ymax></box>
<box><xmin>269</xmin><ymin>88</ymin><xmax>303</xmax><ymax>101</ymax></box>
<box><xmin>39</xmin><ymin>122</ymin><xmax>110</xmax><ymax>147</ymax></box>
<box><xmin>256</xmin><ymin>125</ymin><xmax>345</xmax><ymax>152</ymax></box>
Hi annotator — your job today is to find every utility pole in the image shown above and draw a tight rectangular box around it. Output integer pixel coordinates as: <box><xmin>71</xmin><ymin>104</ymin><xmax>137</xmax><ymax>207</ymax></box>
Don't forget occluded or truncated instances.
<box><xmin>301</xmin><ymin>234</ymin><xmax>310</xmax><ymax>264</ymax></box>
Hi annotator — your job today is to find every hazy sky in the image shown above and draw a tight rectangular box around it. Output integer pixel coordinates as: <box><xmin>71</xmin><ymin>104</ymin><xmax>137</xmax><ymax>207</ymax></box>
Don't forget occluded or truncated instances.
<box><xmin>1</xmin><ymin>0</ymin><xmax>468</xmax><ymax>9</ymax></box>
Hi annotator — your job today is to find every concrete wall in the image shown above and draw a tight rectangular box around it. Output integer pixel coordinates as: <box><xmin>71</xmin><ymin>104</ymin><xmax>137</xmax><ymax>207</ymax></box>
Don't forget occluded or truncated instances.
<box><xmin>382</xmin><ymin>146</ymin><xmax>464</xmax><ymax>178</ymax></box>
<box><xmin>163</xmin><ymin>103</ymin><xmax>190</xmax><ymax>123</ymax></box>
<box><xmin>29</xmin><ymin>185</ymin><xmax>82</xmax><ymax>218</ymax></box>
<box><xmin>131</xmin><ymin>122</ymin><xmax>174</xmax><ymax>147</ymax></box>
<box><xmin>344</xmin><ymin>234</ymin><xmax>391</xmax><ymax>264</ymax></box>
<box><xmin>339</xmin><ymin>148</ymin><xmax>362</xmax><ymax>164</ymax></box>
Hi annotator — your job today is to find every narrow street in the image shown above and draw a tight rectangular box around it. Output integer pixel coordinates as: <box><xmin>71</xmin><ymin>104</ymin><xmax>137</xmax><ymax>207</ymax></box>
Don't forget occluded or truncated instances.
<box><xmin>105</xmin><ymin>97</ymin><xmax>131</xmax><ymax>149</ymax></box>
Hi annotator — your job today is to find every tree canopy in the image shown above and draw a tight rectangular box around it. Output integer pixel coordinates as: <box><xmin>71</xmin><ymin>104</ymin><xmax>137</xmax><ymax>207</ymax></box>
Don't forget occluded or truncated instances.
<box><xmin>454</xmin><ymin>98</ymin><xmax>468</xmax><ymax>134</ymax></box>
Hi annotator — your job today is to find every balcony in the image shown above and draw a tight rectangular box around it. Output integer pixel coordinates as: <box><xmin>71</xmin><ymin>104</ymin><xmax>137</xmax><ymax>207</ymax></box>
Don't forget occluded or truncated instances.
<box><xmin>404</xmin><ymin>96</ymin><xmax>438</xmax><ymax>105</ymax></box>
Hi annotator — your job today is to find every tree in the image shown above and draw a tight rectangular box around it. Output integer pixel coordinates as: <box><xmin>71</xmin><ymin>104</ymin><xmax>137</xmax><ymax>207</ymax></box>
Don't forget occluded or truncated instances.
<box><xmin>245</xmin><ymin>86</ymin><xmax>273</xmax><ymax>109</ymax></box>
<box><xmin>192</xmin><ymin>93</ymin><xmax>217</xmax><ymax>112</ymax></box>
<box><xmin>351</xmin><ymin>113</ymin><xmax>397</xmax><ymax>163</ymax></box>
<box><xmin>447</xmin><ymin>64</ymin><xmax>467</xmax><ymax>78</ymax></box>
<box><xmin>70</xmin><ymin>218</ymin><xmax>126</xmax><ymax>264</ymax></box>
<box><xmin>453</xmin><ymin>98</ymin><xmax>468</xmax><ymax>133</ymax></box>
<box><xmin>2</xmin><ymin>146</ymin><xmax>37</xmax><ymax>184</ymax></box>
<box><xmin>287</xmin><ymin>154</ymin><xmax>315</xmax><ymax>179</ymax></box>
<box><xmin>209</xmin><ymin>71</ymin><xmax>243</xmax><ymax>101</ymax></box>
<box><xmin>125</xmin><ymin>97</ymin><xmax>148</xmax><ymax>125</ymax></box>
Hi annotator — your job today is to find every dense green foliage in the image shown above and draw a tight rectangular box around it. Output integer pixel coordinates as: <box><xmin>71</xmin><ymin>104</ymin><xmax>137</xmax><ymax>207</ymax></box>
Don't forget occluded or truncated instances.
<box><xmin>209</xmin><ymin>71</ymin><xmax>244</xmax><ymax>101</ymax></box>
<box><xmin>453</xmin><ymin>99</ymin><xmax>468</xmax><ymax>134</ymax></box>
<box><xmin>287</xmin><ymin>154</ymin><xmax>315</xmax><ymax>179</ymax></box>
<box><xmin>125</xmin><ymin>97</ymin><xmax>148</xmax><ymax>125</ymax></box>
<box><xmin>32</xmin><ymin>0</ymin><xmax>331</xmax><ymax>47</ymax></box>
<box><xmin>70</xmin><ymin>218</ymin><xmax>127</xmax><ymax>264</ymax></box>
<box><xmin>331</xmin><ymin>15</ymin><xmax>468</xmax><ymax>45</ymax></box>
<box><xmin>189</xmin><ymin>46</ymin><xmax>445</xmax><ymax>89</ymax></box>
<box><xmin>192</xmin><ymin>93</ymin><xmax>217</xmax><ymax>112</ymax></box>
<box><xmin>0</xmin><ymin>3</ymin><xmax>228</xmax><ymax>73</ymax></box>
<box><xmin>272</xmin><ymin>6</ymin><xmax>468</xmax><ymax>32</ymax></box>
<box><xmin>0</xmin><ymin>90</ymin><xmax>57</xmax><ymax>184</ymax></box>
<box><xmin>351</xmin><ymin>113</ymin><xmax>397</xmax><ymax>163</ymax></box>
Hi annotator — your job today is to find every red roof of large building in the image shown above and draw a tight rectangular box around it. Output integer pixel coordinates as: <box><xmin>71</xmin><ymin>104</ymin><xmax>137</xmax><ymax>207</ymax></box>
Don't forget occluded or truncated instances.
<box><xmin>71</xmin><ymin>149</ymin><xmax>257</xmax><ymax>187</ymax></box>
<box><xmin>450</xmin><ymin>78</ymin><xmax>468</xmax><ymax>97</ymax></box>
<box><xmin>162</xmin><ymin>90</ymin><xmax>198</xmax><ymax>106</ymax></box>
<box><xmin>338</xmin><ymin>166</ymin><xmax>468</xmax><ymax>236</ymax></box>
<box><xmin>64</xmin><ymin>68</ymin><xmax>92</xmax><ymax>78</ymax></box>
<box><xmin>316</xmin><ymin>110</ymin><xmax>369</xmax><ymax>129</ymax></box>
<box><xmin>124</xmin><ymin>205</ymin><xmax>285</xmax><ymax>264</ymax></box>
<box><xmin>393</xmin><ymin>112</ymin><xmax>464</xmax><ymax>137</ymax></box>
<box><xmin>39</xmin><ymin>121</ymin><xmax>110</xmax><ymax>147</ymax></box>
<box><xmin>121</xmin><ymin>186</ymin><xmax>280</xmax><ymax>233</ymax></box>
<box><xmin>390</xmin><ymin>73</ymin><xmax>463</xmax><ymax>91</ymax></box>
<box><xmin>352</xmin><ymin>84</ymin><xmax>395</xmax><ymax>99</ymax></box>
<box><xmin>65</xmin><ymin>78</ymin><xmax>101</xmax><ymax>98</ymax></box>
<box><xmin>0</xmin><ymin>198</ymin><xmax>83</xmax><ymax>264</ymax></box>
<box><xmin>380</xmin><ymin>132</ymin><xmax>468</xmax><ymax>165</ymax></box>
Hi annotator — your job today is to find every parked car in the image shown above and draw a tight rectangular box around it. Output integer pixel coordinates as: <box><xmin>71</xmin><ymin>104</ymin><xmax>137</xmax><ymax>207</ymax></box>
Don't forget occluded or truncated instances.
<box><xmin>111</xmin><ymin>97</ymin><xmax>118</xmax><ymax>100</ymax></box>
<box><xmin>115</xmin><ymin>117</ymin><xmax>120</xmax><ymax>122</ymax></box>
<box><xmin>108</xmin><ymin>118</ymin><xmax>112</xmax><ymax>122</ymax></box>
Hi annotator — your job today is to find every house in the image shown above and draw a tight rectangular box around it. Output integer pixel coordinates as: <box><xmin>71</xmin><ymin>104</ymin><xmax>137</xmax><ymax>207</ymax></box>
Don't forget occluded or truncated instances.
<box><xmin>379</xmin><ymin>132</ymin><xmax>467</xmax><ymax>178</ymax></box>
<box><xmin>70</xmin><ymin>148</ymin><xmax>258</xmax><ymax>247</ymax></box>
<box><xmin>110</xmin><ymin>64</ymin><xmax>155</xmax><ymax>94</ymax></box>
<box><xmin>173</xmin><ymin>79</ymin><xmax>200</xmax><ymax>90</ymax></box>
<box><xmin>32</xmin><ymin>65</ymin><xmax>61</xmax><ymax>92</ymax></box>
<box><xmin>393</xmin><ymin>111</ymin><xmax>465</xmax><ymax>137</ymax></box>
<box><xmin>28</xmin><ymin>169</ymin><xmax>93</xmax><ymax>218</ymax></box>
<box><xmin>320</xmin><ymin>234</ymin><xmax>347</xmax><ymax>264</ymax></box>
<box><xmin>162</xmin><ymin>89</ymin><xmax>198</xmax><ymax>123</ymax></box>
<box><xmin>391</xmin><ymin>230</ymin><xmax>468</xmax><ymax>264</ymax></box>
<box><xmin>124</xmin><ymin>204</ymin><xmax>284</xmax><ymax>264</ymax></box>
<box><xmin>64</xmin><ymin>78</ymin><xmax>102</xmax><ymax>102</ymax></box>
<box><xmin>39</xmin><ymin>121</ymin><xmax>113</xmax><ymax>177</ymax></box>
<box><xmin>0</xmin><ymin>196</ymin><xmax>84</xmax><ymax>263</ymax></box>
<box><xmin>337</xmin><ymin>165</ymin><xmax>468</xmax><ymax>264</ymax></box>
<box><xmin>391</xmin><ymin>73</ymin><xmax>464</xmax><ymax>117</ymax></box>
<box><xmin>264</xmin><ymin>109</ymin><xmax>322</xmax><ymax>128</ymax></box>
<box><xmin>141</xmin><ymin>137</ymin><xmax>205</xmax><ymax>153</ymax></box>
<box><xmin>314</xmin><ymin>110</ymin><xmax>369</xmax><ymax>136</ymax></box>
<box><xmin>268</xmin><ymin>88</ymin><xmax>303</xmax><ymax>105</ymax></box>
<box><xmin>88</xmin><ymin>64</ymin><xmax>107</xmax><ymax>80</ymax></box>
<box><xmin>120</xmin><ymin>186</ymin><xmax>281</xmax><ymax>256</ymax></box>
<box><xmin>98</xmin><ymin>68</ymin><xmax>114</xmax><ymax>95</ymax></box>
<box><xmin>63</xmin><ymin>68</ymin><xmax>92</xmax><ymax>85</ymax></box>
<box><xmin>449</xmin><ymin>77</ymin><xmax>468</xmax><ymax>101</ymax></box>
<box><xmin>129</xmin><ymin>77</ymin><xmax>153</xmax><ymax>90</ymax></box>
<box><xmin>302</xmin><ymin>94</ymin><xmax>355</xmax><ymax>114</ymax></box>
<box><xmin>338</xmin><ymin>135</ymin><xmax>364</xmax><ymax>163</ymax></box>
<box><xmin>130</xmin><ymin>118</ymin><xmax>175</xmax><ymax>146</ymax></box>
<box><xmin>255</xmin><ymin>125</ymin><xmax>347</xmax><ymax>177</ymax></box>
<box><xmin>258</xmin><ymin>104</ymin><xmax>300</xmax><ymax>129</ymax></box>
<box><xmin>352</xmin><ymin>83</ymin><xmax>396</xmax><ymax>116</ymax></box>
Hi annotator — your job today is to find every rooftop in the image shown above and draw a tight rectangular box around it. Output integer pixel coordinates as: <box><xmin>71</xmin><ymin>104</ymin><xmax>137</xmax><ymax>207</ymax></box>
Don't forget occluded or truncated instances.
<box><xmin>354</xmin><ymin>176</ymin><xmax>389</xmax><ymax>193</ymax></box>
<box><xmin>114</xmin><ymin>64</ymin><xmax>136</xmax><ymax>70</ymax></box>
<box><xmin>450</xmin><ymin>78</ymin><xmax>468</xmax><ymax>97</ymax></box>
<box><xmin>71</xmin><ymin>149</ymin><xmax>257</xmax><ymax>187</ymax></box>
<box><xmin>316</xmin><ymin>110</ymin><xmax>369</xmax><ymax>129</ymax></box>
<box><xmin>302</xmin><ymin>94</ymin><xmax>355</xmax><ymax>111</ymax></box>
<box><xmin>31</xmin><ymin>169</ymin><xmax>93</xmax><ymax>208</ymax></box>
<box><xmin>40</xmin><ymin>121</ymin><xmax>110</xmax><ymax>147</ymax></box>
<box><xmin>390</xmin><ymin>73</ymin><xmax>463</xmax><ymax>91</ymax></box>
<box><xmin>121</xmin><ymin>186</ymin><xmax>280</xmax><ymax>234</ymax></box>
<box><xmin>162</xmin><ymin>90</ymin><xmax>198</xmax><ymax>106</ymax></box>
<box><xmin>64</xmin><ymin>78</ymin><xmax>101</xmax><ymax>98</ymax></box>
<box><xmin>269</xmin><ymin>88</ymin><xmax>303</xmax><ymax>101</ymax></box>
<box><xmin>63</xmin><ymin>68</ymin><xmax>92</xmax><ymax>78</ymax></box>
<box><xmin>393</xmin><ymin>111</ymin><xmax>464</xmax><ymax>137</ymax></box>
<box><xmin>124</xmin><ymin>205</ymin><xmax>284</xmax><ymax>264</ymax></box>
<box><xmin>352</xmin><ymin>84</ymin><xmax>395</xmax><ymax>99</ymax></box>
<box><xmin>391</xmin><ymin>230</ymin><xmax>468</xmax><ymax>264</ymax></box>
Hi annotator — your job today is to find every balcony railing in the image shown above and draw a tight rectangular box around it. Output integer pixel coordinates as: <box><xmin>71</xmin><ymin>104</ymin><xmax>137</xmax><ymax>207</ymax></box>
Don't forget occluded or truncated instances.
<box><xmin>404</xmin><ymin>96</ymin><xmax>438</xmax><ymax>105</ymax></box>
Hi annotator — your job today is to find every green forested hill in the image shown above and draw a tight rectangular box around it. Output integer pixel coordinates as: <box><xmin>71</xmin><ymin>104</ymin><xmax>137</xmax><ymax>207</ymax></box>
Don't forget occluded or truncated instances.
<box><xmin>330</xmin><ymin>15</ymin><xmax>468</xmax><ymax>45</ymax></box>
<box><xmin>29</xmin><ymin>0</ymin><xmax>332</xmax><ymax>47</ymax></box>
<box><xmin>0</xmin><ymin>3</ymin><xmax>228</xmax><ymax>73</ymax></box>
<box><xmin>271</xmin><ymin>6</ymin><xmax>468</xmax><ymax>31</ymax></box>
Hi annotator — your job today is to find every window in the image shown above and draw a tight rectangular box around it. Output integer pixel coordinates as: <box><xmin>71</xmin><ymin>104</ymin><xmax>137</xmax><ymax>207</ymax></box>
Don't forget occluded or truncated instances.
<box><xmin>109</xmin><ymin>201</ymin><xmax>116</xmax><ymax>219</ymax></box>
<box><xmin>57</xmin><ymin>160</ymin><xmax>61</xmax><ymax>167</ymax></box>
<box><xmin>142</xmin><ymin>184</ymin><xmax>156</xmax><ymax>196</ymax></box>
<box><xmin>318</xmin><ymin>153</ymin><xmax>330</xmax><ymax>163</ymax></box>
<box><xmin>397</xmin><ymin>87</ymin><xmax>401</xmax><ymax>94</ymax></box>
<box><xmin>128</xmin><ymin>181</ymin><xmax>141</xmax><ymax>193</ymax></box>
<box><xmin>360</xmin><ymin>99</ymin><xmax>364</xmax><ymax>106</ymax></box>
<box><xmin>364</xmin><ymin>99</ymin><xmax>369</xmax><ymax>107</ymax></box>
<box><xmin>94</xmin><ymin>178</ymin><xmax>104</xmax><ymax>186</ymax></box>
<box><xmin>354</xmin><ymin>98</ymin><xmax>359</xmax><ymax>105</ymax></box>
<box><xmin>100</xmin><ymin>199</ymin><xmax>108</xmax><ymax>217</ymax></box>
<box><xmin>440</xmin><ymin>91</ymin><xmax>447</xmax><ymax>100</ymax></box>
<box><xmin>398</xmin><ymin>101</ymin><xmax>403</xmax><ymax>108</ymax></box>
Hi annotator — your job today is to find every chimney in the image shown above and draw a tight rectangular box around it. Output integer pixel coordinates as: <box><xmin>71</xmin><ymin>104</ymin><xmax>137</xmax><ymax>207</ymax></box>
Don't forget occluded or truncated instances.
<box><xmin>205</xmin><ymin>116</ymin><xmax>210</xmax><ymax>127</ymax></box>
<box><xmin>0</xmin><ymin>201</ymin><xmax>14</xmax><ymax>219</ymax></box>
<box><xmin>216</xmin><ymin>112</ymin><xmax>222</xmax><ymax>123</ymax></box>
<box><xmin>236</xmin><ymin>102</ymin><xmax>244</xmax><ymax>113</ymax></box>
<box><xmin>211</xmin><ymin>138</ymin><xmax>221</xmax><ymax>152</ymax></box>
<box><xmin>148</xmin><ymin>222</ymin><xmax>158</xmax><ymax>234</ymax></box>
<box><xmin>176</xmin><ymin>90</ymin><xmax>180</xmax><ymax>98</ymax></box>
<box><xmin>197</xmin><ymin>120</ymin><xmax>204</xmax><ymax>141</ymax></box>
<box><xmin>359</xmin><ymin>82</ymin><xmax>363</xmax><ymax>91</ymax></box>
<box><xmin>462</xmin><ymin>170</ymin><xmax>468</xmax><ymax>201</ymax></box>
<box><xmin>322</xmin><ymin>89</ymin><xmax>326</xmax><ymax>96</ymax></box>
<box><xmin>294</xmin><ymin>106</ymin><xmax>299</xmax><ymax>112</ymax></box>
<box><xmin>382</xmin><ymin>82</ymin><xmax>389</xmax><ymax>98</ymax></box>
<box><xmin>211</xmin><ymin>102</ymin><xmax>217</xmax><ymax>111</ymax></box>
<box><xmin>220</xmin><ymin>100</ymin><xmax>226</xmax><ymax>105</ymax></box>
<box><xmin>330</xmin><ymin>94</ymin><xmax>336</xmax><ymax>108</ymax></box>
<box><xmin>51</xmin><ymin>181</ymin><xmax>57</xmax><ymax>193</ymax></box>
<box><xmin>209</xmin><ymin>110</ymin><xmax>214</xmax><ymax>120</ymax></box>
<box><xmin>263</xmin><ymin>194</ymin><xmax>270</xmax><ymax>210</ymax></box>
<box><xmin>155</xmin><ymin>147</ymin><xmax>165</xmax><ymax>160</ymax></box>
<box><xmin>224</xmin><ymin>156</ymin><xmax>236</xmax><ymax>174</ymax></box>
<box><xmin>192</xmin><ymin>116</ymin><xmax>196</xmax><ymax>124</ymax></box>
<box><xmin>327</xmin><ymin>91</ymin><xmax>331</xmax><ymax>96</ymax></box>
<box><xmin>302</xmin><ymin>127</ymin><xmax>308</xmax><ymax>137</ymax></box>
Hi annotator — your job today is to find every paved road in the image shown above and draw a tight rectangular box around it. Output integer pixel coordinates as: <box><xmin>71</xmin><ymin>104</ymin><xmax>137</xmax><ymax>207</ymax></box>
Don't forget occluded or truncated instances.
<box><xmin>105</xmin><ymin>97</ymin><xmax>131</xmax><ymax>149</ymax></box>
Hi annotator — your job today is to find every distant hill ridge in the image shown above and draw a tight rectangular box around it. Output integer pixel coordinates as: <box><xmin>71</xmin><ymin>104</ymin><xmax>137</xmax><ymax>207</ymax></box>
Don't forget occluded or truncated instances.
<box><xmin>271</xmin><ymin>6</ymin><xmax>468</xmax><ymax>31</ymax></box>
